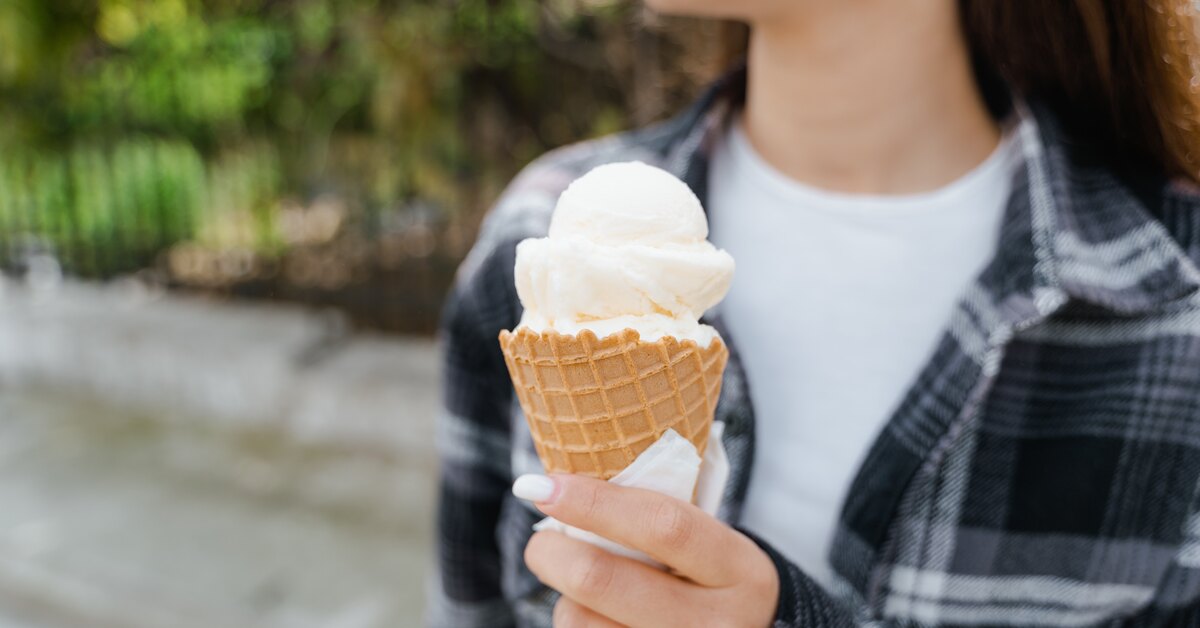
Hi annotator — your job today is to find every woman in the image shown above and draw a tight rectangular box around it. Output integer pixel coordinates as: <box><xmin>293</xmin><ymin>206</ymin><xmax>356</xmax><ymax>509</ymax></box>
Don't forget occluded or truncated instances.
<box><xmin>432</xmin><ymin>1</ymin><xmax>1200</xmax><ymax>626</ymax></box>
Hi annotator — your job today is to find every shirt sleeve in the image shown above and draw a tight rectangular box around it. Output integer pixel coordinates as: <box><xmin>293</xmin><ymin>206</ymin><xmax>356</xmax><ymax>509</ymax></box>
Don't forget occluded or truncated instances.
<box><xmin>744</xmin><ymin>515</ymin><xmax>1200</xmax><ymax>628</ymax></box>
<box><xmin>741</xmin><ymin>528</ymin><xmax>860</xmax><ymax>628</ymax></box>
<box><xmin>428</xmin><ymin>235</ymin><xmax>522</xmax><ymax>628</ymax></box>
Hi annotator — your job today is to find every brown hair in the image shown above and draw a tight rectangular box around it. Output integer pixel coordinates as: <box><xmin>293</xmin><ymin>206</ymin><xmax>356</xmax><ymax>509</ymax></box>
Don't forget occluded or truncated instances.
<box><xmin>960</xmin><ymin>0</ymin><xmax>1200</xmax><ymax>182</ymax></box>
<box><xmin>673</xmin><ymin>3</ymin><xmax>1200</xmax><ymax>182</ymax></box>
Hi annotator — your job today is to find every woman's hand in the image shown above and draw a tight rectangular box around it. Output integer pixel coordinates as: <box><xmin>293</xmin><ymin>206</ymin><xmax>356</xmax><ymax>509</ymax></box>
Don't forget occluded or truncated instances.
<box><xmin>514</xmin><ymin>473</ymin><xmax>779</xmax><ymax>628</ymax></box>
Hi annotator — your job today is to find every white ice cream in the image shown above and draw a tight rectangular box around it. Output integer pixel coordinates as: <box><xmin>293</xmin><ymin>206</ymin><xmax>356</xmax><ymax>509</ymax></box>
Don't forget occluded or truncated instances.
<box><xmin>514</xmin><ymin>161</ymin><xmax>734</xmax><ymax>345</ymax></box>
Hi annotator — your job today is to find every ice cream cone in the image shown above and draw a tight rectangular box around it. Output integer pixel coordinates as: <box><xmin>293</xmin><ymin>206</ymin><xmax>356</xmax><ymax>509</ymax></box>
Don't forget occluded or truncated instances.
<box><xmin>499</xmin><ymin>327</ymin><xmax>728</xmax><ymax>480</ymax></box>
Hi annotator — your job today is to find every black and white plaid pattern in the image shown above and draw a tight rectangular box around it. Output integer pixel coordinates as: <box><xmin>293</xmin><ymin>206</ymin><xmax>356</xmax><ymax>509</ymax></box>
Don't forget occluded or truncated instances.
<box><xmin>430</xmin><ymin>68</ymin><xmax>1200</xmax><ymax>627</ymax></box>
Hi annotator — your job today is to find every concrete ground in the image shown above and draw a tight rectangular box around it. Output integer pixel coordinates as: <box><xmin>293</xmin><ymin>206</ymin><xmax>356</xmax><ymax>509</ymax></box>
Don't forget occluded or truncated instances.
<box><xmin>0</xmin><ymin>280</ymin><xmax>443</xmax><ymax>627</ymax></box>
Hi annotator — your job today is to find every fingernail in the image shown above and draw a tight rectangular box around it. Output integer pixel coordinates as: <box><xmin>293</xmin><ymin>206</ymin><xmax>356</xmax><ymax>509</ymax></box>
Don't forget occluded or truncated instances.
<box><xmin>513</xmin><ymin>474</ymin><xmax>558</xmax><ymax>503</ymax></box>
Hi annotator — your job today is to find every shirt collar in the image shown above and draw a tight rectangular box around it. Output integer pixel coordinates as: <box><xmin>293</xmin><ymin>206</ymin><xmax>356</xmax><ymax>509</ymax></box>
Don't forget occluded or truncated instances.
<box><xmin>1016</xmin><ymin>99</ymin><xmax>1200</xmax><ymax>315</ymax></box>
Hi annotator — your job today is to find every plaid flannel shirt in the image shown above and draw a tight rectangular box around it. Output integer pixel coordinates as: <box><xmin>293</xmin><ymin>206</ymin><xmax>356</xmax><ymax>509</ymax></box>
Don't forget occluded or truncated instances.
<box><xmin>430</xmin><ymin>68</ymin><xmax>1200</xmax><ymax>627</ymax></box>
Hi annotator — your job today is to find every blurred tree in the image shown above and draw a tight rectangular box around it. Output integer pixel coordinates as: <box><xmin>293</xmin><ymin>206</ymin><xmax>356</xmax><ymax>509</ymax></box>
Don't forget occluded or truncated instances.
<box><xmin>0</xmin><ymin>0</ymin><xmax>732</xmax><ymax>331</ymax></box>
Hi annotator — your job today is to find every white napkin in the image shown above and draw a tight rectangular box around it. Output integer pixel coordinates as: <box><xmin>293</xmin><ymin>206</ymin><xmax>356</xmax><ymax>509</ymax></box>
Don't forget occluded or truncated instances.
<box><xmin>533</xmin><ymin>422</ymin><xmax>730</xmax><ymax>568</ymax></box>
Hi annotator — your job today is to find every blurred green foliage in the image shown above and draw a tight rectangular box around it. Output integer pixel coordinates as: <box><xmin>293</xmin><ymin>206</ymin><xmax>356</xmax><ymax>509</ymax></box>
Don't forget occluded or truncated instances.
<box><xmin>0</xmin><ymin>0</ymin><xmax>717</xmax><ymax>328</ymax></box>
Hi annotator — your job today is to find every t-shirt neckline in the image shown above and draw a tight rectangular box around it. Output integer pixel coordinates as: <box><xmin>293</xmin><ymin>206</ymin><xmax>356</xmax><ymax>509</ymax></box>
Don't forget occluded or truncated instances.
<box><xmin>723</xmin><ymin>118</ymin><xmax>1021</xmax><ymax>219</ymax></box>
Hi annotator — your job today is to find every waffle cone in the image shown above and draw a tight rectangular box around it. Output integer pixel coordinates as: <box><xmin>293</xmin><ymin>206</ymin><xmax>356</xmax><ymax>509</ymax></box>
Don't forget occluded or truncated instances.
<box><xmin>498</xmin><ymin>327</ymin><xmax>728</xmax><ymax>480</ymax></box>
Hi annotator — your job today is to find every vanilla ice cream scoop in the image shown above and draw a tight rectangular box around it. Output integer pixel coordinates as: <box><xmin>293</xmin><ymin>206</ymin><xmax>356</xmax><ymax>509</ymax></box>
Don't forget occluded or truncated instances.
<box><xmin>514</xmin><ymin>161</ymin><xmax>734</xmax><ymax>345</ymax></box>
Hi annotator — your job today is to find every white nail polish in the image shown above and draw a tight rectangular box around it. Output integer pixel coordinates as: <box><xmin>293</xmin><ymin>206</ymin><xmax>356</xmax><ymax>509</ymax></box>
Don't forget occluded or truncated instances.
<box><xmin>512</xmin><ymin>474</ymin><xmax>557</xmax><ymax>502</ymax></box>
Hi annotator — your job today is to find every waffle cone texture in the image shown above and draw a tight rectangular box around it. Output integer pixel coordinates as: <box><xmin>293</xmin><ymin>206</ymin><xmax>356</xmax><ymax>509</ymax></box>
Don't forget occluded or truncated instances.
<box><xmin>498</xmin><ymin>327</ymin><xmax>728</xmax><ymax>480</ymax></box>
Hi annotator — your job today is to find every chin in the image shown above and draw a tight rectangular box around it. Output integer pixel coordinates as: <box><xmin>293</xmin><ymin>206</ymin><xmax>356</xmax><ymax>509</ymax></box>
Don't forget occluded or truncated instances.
<box><xmin>644</xmin><ymin>0</ymin><xmax>791</xmax><ymax>20</ymax></box>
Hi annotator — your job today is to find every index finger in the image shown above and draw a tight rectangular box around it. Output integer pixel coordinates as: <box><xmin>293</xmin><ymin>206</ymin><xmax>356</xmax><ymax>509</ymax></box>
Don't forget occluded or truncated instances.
<box><xmin>522</xmin><ymin>473</ymin><xmax>752</xmax><ymax>586</ymax></box>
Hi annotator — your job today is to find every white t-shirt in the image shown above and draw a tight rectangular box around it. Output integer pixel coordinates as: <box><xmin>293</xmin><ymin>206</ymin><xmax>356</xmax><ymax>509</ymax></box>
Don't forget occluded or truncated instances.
<box><xmin>707</xmin><ymin>120</ymin><xmax>1020</xmax><ymax>590</ymax></box>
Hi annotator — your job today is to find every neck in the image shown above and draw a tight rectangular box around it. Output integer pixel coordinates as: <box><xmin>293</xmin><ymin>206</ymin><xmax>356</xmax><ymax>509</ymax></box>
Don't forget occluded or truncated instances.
<box><xmin>742</xmin><ymin>2</ymin><xmax>999</xmax><ymax>195</ymax></box>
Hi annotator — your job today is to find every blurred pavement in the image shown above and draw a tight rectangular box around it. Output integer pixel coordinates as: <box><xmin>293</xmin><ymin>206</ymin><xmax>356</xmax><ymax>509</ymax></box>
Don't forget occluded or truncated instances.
<box><xmin>0</xmin><ymin>279</ymin><xmax>441</xmax><ymax>627</ymax></box>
